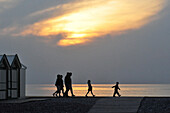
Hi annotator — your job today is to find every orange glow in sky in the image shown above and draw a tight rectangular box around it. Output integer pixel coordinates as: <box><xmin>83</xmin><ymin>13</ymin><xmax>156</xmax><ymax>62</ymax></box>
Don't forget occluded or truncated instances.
<box><xmin>19</xmin><ymin>0</ymin><xmax>164</xmax><ymax>46</ymax></box>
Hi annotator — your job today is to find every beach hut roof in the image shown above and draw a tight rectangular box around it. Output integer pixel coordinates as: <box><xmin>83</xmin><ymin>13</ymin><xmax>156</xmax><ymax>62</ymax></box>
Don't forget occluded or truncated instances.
<box><xmin>6</xmin><ymin>54</ymin><xmax>21</xmax><ymax>68</ymax></box>
<box><xmin>21</xmin><ymin>64</ymin><xmax>27</xmax><ymax>69</ymax></box>
<box><xmin>0</xmin><ymin>55</ymin><xmax>4</xmax><ymax>66</ymax></box>
<box><xmin>6</xmin><ymin>55</ymin><xmax>15</xmax><ymax>65</ymax></box>
<box><xmin>0</xmin><ymin>54</ymin><xmax>26</xmax><ymax>69</ymax></box>
<box><xmin>0</xmin><ymin>54</ymin><xmax>10</xmax><ymax>69</ymax></box>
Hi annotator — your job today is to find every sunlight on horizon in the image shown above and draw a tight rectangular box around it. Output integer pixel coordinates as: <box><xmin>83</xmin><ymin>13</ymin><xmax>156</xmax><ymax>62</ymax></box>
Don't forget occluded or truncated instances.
<box><xmin>19</xmin><ymin>0</ymin><xmax>165</xmax><ymax>46</ymax></box>
<box><xmin>27</xmin><ymin>84</ymin><xmax>170</xmax><ymax>97</ymax></box>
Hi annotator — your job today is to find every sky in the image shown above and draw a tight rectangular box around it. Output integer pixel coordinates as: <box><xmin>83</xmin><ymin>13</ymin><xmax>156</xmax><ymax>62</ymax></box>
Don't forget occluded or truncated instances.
<box><xmin>0</xmin><ymin>0</ymin><xmax>170</xmax><ymax>84</ymax></box>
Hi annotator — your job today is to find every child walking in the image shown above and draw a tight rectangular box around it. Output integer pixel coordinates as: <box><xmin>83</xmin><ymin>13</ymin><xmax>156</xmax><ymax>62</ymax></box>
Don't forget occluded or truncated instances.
<box><xmin>53</xmin><ymin>74</ymin><xmax>60</xmax><ymax>97</ymax></box>
<box><xmin>112</xmin><ymin>82</ymin><xmax>121</xmax><ymax>97</ymax></box>
<box><xmin>85</xmin><ymin>80</ymin><xmax>95</xmax><ymax>97</ymax></box>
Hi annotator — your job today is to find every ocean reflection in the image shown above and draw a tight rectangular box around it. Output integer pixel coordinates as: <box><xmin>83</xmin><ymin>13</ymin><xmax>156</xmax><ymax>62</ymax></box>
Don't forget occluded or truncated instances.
<box><xmin>26</xmin><ymin>84</ymin><xmax>170</xmax><ymax>97</ymax></box>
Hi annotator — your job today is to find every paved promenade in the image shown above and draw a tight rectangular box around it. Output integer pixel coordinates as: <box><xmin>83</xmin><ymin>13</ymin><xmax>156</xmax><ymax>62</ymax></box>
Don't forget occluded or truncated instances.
<box><xmin>88</xmin><ymin>97</ymin><xmax>143</xmax><ymax>113</ymax></box>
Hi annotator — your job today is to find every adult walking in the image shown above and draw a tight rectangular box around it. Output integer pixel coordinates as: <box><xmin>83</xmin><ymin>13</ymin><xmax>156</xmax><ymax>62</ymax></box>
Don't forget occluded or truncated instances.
<box><xmin>64</xmin><ymin>72</ymin><xmax>75</xmax><ymax>97</ymax></box>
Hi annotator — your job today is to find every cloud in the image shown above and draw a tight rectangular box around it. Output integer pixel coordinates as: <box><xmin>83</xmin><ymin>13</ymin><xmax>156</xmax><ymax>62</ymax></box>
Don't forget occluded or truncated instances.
<box><xmin>4</xmin><ymin>0</ymin><xmax>165</xmax><ymax>46</ymax></box>
<box><xmin>28</xmin><ymin>6</ymin><xmax>59</xmax><ymax>18</ymax></box>
<box><xmin>0</xmin><ymin>0</ymin><xmax>20</xmax><ymax>13</ymax></box>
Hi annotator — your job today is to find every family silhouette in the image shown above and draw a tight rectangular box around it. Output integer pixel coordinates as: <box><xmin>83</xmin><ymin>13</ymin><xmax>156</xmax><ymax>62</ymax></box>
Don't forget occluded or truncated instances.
<box><xmin>53</xmin><ymin>72</ymin><xmax>75</xmax><ymax>97</ymax></box>
<box><xmin>53</xmin><ymin>72</ymin><xmax>121</xmax><ymax>97</ymax></box>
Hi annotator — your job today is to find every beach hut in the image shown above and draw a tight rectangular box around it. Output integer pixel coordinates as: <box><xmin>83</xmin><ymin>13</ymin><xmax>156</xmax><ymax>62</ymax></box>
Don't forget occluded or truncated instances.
<box><xmin>0</xmin><ymin>54</ymin><xmax>10</xmax><ymax>100</ymax></box>
<box><xmin>0</xmin><ymin>54</ymin><xmax>27</xmax><ymax>100</ymax></box>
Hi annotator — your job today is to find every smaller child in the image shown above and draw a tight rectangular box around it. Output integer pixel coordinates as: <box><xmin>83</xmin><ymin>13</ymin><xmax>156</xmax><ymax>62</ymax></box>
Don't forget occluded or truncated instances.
<box><xmin>53</xmin><ymin>75</ymin><xmax>61</xmax><ymax>97</ymax></box>
<box><xmin>85</xmin><ymin>80</ymin><xmax>95</xmax><ymax>97</ymax></box>
<box><xmin>112</xmin><ymin>82</ymin><xmax>121</xmax><ymax>97</ymax></box>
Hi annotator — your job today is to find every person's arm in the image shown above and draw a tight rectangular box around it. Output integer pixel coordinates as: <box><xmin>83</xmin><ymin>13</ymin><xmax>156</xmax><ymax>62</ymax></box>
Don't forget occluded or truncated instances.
<box><xmin>112</xmin><ymin>86</ymin><xmax>115</xmax><ymax>88</ymax></box>
<box><xmin>118</xmin><ymin>87</ymin><xmax>120</xmax><ymax>90</ymax></box>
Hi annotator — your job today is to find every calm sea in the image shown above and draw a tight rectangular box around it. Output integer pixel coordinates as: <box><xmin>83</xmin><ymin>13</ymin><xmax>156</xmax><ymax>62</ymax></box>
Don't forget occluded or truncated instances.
<box><xmin>26</xmin><ymin>84</ymin><xmax>170</xmax><ymax>97</ymax></box>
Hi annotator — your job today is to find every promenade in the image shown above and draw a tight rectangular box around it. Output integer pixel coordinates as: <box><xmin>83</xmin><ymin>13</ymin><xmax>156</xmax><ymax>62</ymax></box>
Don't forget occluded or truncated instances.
<box><xmin>1</xmin><ymin>97</ymin><xmax>170</xmax><ymax>113</ymax></box>
<box><xmin>88</xmin><ymin>97</ymin><xmax>143</xmax><ymax>113</ymax></box>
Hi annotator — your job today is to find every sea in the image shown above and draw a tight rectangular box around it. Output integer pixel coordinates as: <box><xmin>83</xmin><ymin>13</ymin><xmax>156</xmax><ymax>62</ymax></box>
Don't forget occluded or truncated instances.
<box><xmin>26</xmin><ymin>84</ymin><xmax>170</xmax><ymax>97</ymax></box>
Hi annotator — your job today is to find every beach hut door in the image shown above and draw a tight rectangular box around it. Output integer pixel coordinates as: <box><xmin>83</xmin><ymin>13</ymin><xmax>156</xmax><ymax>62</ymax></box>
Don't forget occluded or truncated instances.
<box><xmin>0</xmin><ymin>69</ymin><xmax>7</xmax><ymax>99</ymax></box>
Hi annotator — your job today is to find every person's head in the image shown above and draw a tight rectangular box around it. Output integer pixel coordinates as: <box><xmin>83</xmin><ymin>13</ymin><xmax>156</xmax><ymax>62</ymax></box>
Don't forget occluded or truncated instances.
<box><xmin>57</xmin><ymin>74</ymin><xmax>60</xmax><ymax>78</ymax></box>
<box><xmin>67</xmin><ymin>72</ymin><xmax>72</xmax><ymax>77</ymax></box>
<box><xmin>60</xmin><ymin>75</ymin><xmax>63</xmax><ymax>78</ymax></box>
<box><xmin>116</xmin><ymin>82</ymin><xmax>119</xmax><ymax>85</ymax></box>
<box><xmin>88</xmin><ymin>80</ymin><xmax>91</xmax><ymax>83</ymax></box>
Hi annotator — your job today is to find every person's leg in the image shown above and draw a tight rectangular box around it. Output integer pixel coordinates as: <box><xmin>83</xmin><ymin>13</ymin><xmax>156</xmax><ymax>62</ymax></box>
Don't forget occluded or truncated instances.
<box><xmin>86</xmin><ymin>91</ymin><xmax>89</xmax><ymax>97</ymax></box>
<box><xmin>70</xmin><ymin>87</ymin><xmax>75</xmax><ymax>96</ymax></box>
<box><xmin>56</xmin><ymin>86</ymin><xmax>61</xmax><ymax>97</ymax></box>
<box><xmin>58</xmin><ymin>88</ymin><xmax>61</xmax><ymax>97</ymax></box>
<box><xmin>113</xmin><ymin>91</ymin><xmax>116</xmax><ymax>97</ymax></box>
<box><xmin>62</xmin><ymin>89</ymin><xmax>64</xmax><ymax>96</ymax></box>
<box><xmin>116</xmin><ymin>91</ymin><xmax>121</xmax><ymax>97</ymax></box>
<box><xmin>65</xmin><ymin>88</ymin><xmax>69</xmax><ymax>97</ymax></box>
<box><xmin>91</xmin><ymin>90</ymin><xmax>95</xmax><ymax>97</ymax></box>
<box><xmin>66</xmin><ymin>89</ymin><xmax>69</xmax><ymax>97</ymax></box>
<box><xmin>53</xmin><ymin>90</ymin><xmax>57</xmax><ymax>97</ymax></box>
<box><xmin>53</xmin><ymin>86</ymin><xmax>58</xmax><ymax>96</ymax></box>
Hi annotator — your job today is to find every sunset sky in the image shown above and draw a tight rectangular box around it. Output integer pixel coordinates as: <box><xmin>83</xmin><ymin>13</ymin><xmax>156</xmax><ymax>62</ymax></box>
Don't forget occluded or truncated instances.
<box><xmin>0</xmin><ymin>0</ymin><xmax>170</xmax><ymax>84</ymax></box>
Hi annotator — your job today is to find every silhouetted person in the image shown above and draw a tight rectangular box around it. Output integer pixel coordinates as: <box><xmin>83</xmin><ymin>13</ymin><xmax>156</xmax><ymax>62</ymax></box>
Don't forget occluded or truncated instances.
<box><xmin>53</xmin><ymin>74</ymin><xmax>61</xmax><ymax>97</ymax></box>
<box><xmin>112</xmin><ymin>82</ymin><xmax>121</xmax><ymax>97</ymax></box>
<box><xmin>85</xmin><ymin>80</ymin><xmax>95</xmax><ymax>97</ymax></box>
<box><xmin>64</xmin><ymin>72</ymin><xmax>75</xmax><ymax>97</ymax></box>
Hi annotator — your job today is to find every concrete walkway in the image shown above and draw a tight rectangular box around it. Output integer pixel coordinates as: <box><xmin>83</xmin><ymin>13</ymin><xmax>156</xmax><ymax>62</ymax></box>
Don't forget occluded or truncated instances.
<box><xmin>88</xmin><ymin>97</ymin><xmax>143</xmax><ymax>113</ymax></box>
<box><xmin>0</xmin><ymin>98</ymin><xmax>47</xmax><ymax>103</ymax></box>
